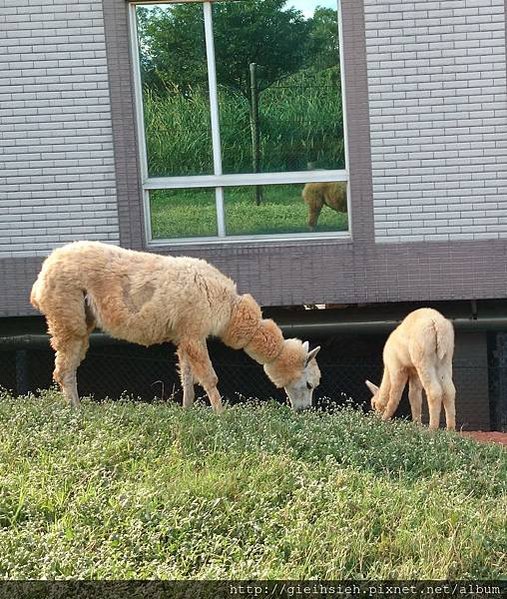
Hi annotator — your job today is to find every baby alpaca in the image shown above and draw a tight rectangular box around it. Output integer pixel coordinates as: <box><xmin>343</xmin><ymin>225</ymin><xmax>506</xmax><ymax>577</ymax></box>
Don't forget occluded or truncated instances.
<box><xmin>365</xmin><ymin>308</ymin><xmax>456</xmax><ymax>430</ymax></box>
<box><xmin>302</xmin><ymin>181</ymin><xmax>347</xmax><ymax>231</ymax></box>
<box><xmin>31</xmin><ymin>241</ymin><xmax>321</xmax><ymax>412</ymax></box>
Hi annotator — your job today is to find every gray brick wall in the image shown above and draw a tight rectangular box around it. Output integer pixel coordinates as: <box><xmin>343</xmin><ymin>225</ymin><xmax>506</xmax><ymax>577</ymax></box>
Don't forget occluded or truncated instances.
<box><xmin>0</xmin><ymin>0</ymin><xmax>119</xmax><ymax>257</ymax></box>
<box><xmin>364</xmin><ymin>0</ymin><xmax>507</xmax><ymax>242</ymax></box>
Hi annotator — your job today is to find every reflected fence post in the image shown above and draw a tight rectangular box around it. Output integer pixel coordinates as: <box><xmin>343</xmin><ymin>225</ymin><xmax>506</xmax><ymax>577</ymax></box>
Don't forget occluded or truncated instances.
<box><xmin>249</xmin><ymin>62</ymin><xmax>263</xmax><ymax>205</ymax></box>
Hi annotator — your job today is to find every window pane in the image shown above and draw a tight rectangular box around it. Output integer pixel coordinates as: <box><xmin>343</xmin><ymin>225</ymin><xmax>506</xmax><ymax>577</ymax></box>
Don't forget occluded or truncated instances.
<box><xmin>136</xmin><ymin>4</ymin><xmax>213</xmax><ymax>177</ymax></box>
<box><xmin>150</xmin><ymin>189</ymin><xmax>218</xmax><ymax>239</ymax></box>
<box><xmin>213</xmin><ymin>0</ymin><xmax>344</xmax><ymax>175</ymax></box>
<box><xmin>224</xmin><ymin>182</ymin><xmax>348</xmax><ymax>236</ymax></box>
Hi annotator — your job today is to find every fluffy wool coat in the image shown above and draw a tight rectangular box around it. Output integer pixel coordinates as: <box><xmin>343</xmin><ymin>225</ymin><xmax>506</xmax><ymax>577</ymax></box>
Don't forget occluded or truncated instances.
<box><xmin>31</xmin><ymin>241</ymin><xmax>320</xmax><ymax>410</ymax></box>
<box><xmin>302</xmin><ymin>181</ymin><xmax>347</xmax><ymax>230</ymax></box>
<box><xmin>366</xmin><ymin>307</ymin><xmax>456</xmax><ymax>430</ymax></box>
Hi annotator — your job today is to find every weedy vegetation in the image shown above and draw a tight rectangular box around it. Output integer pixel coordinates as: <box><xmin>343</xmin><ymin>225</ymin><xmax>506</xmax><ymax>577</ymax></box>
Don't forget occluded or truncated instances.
<box><xmin>0</xmin><ymin>389</ymin><xmax>505</xmax><ymax>579</ymax></box>
<box><xmin>143</xmin><ymin>77</ymin><xmax>345</xmax><ymax>178</ymax></box>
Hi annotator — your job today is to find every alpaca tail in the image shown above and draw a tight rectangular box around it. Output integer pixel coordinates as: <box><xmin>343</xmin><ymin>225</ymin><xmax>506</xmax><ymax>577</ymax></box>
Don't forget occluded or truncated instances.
<box><xmin>433</xmin><ymin>318</ymin><xmax>454</xmax><ymax>361</ymax></box>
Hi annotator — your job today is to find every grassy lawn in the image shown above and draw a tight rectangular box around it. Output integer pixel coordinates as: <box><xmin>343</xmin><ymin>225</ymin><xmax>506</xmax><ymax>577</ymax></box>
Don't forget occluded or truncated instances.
<box><xmin>150</xmin><ymin>185</ymin><xmax>348</xmax><ymax>239</ymax></box>
<box><xmin>0</xmin><ymin>390</ymin><xmax>505</xmax><ymax>579</ymax></box>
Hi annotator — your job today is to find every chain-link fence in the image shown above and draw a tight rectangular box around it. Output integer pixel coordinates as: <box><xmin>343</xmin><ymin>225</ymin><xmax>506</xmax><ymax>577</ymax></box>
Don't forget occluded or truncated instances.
<box><xmin>1</xmin><ymin>332</ymin><xmax>504</xmax><ymax>431</ymax></box>
<box><xmin>2</xmin><ymin>339</ymin><xmax>377</xmax><ymax>407</ymax></box>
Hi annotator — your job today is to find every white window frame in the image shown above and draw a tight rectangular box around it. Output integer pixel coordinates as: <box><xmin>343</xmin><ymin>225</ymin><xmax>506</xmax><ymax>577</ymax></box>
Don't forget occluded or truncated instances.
<box><xmin>129</xmin><ymin>0</ymin><xmax>350</xmax><ymax>246</ymax></box>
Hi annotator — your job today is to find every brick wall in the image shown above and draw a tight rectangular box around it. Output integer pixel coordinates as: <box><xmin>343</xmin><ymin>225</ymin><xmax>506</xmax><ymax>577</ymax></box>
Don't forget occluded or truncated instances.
<box><xmin>364</xmin><ymin>0</ymin><xmax>507</xmax><ymax>243</ymax></box>
<box><xmin>0</xmin><ymin>0</ymin><xmax>119</xmax><ymax>257</ymax></box>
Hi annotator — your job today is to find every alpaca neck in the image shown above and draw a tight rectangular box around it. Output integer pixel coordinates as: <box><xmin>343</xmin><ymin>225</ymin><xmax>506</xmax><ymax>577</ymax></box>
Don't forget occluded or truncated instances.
<box><xmin>219</xmin><ymin>293</ymin><xmax>304</xmax><ymax>388</ymax></box>
<box><xmin>242</xmin><ymin>319</ymin><xmax>285</xmax><ymax>366</ymax></box>
<box><xmin>220</xmin><ymin>293</ymin><xmax>284</xmax><ymax>363</ymax></box>
<box><xmin>379</xmin><ymin>369</ymin><xmax>391</xmax><ymax>404</ymax></box>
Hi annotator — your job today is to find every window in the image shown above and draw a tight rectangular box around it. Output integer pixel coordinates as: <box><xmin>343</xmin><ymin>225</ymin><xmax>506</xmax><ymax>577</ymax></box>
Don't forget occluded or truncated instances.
<box><xmin>130</xmin><ymin>0</ymin><xmax>349</xmax><ymax>244</ymax></box>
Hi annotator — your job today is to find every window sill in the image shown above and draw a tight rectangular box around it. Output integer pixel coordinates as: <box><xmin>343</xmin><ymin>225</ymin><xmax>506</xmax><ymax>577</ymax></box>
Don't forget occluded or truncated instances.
<box><xmin>147</xmin><ymin>231</ymin><xmax>352</xmax><ymax>250</ymax></box>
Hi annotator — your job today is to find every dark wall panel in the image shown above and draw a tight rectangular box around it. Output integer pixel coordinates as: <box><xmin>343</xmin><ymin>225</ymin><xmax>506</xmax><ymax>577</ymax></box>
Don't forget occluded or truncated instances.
<box><xmin>0</xmin><ymin>330</ymin><xmax>491</xmax><ymax>431</ymax></box>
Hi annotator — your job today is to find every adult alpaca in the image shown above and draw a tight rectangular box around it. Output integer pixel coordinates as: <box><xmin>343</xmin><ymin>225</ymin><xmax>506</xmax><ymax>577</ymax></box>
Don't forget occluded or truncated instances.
<box><xmin>31</xmin><ymin>241</ymin><xmax>321</xmax><ymax>412</ymax></box>
<box><xmin>365</xmin><ymin>308</ymin><xmax>456</xmax><ymax>430</ymax></box>
<box><xmin>302</xmin><ymin>181</ymin><xmax>347</xmax><ymax>231</ymax></box>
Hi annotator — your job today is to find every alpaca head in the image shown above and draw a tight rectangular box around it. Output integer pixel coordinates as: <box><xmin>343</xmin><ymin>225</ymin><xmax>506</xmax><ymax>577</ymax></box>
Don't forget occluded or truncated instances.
<box><xmin>365</xmin><ymin>380</ymin><xmax>386</xmax><ymax>413</ymax></box>
<box><xmin>264</xmin><ymin>340</ymin><xmax>321</xmax><ymax>411</ymax></box>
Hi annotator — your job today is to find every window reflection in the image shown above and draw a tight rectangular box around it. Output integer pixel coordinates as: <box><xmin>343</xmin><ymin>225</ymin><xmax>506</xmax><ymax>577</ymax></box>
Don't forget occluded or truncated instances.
<box><xmin>137</xmin><ymin>3</ymin><xmax>213</xmax><ymax>177</ymax></box>
<box><xmin>214</xmin><ymin>1</ymin><xmax>344</xmax><ymax>174</ymax></box>
<box><xmin>150</xmin><ymin>188</ymin><xmax>218</xmax><ymax>239</ymax></box>
<box><xmin>135</xmin><ymin>1</ymin><xmax>348</xmax><ymax>241</ymax></box>
<box><xmin>224</xmin><ymin>183</ymin><xmax>347</xmax><ymax>237</ymax></box>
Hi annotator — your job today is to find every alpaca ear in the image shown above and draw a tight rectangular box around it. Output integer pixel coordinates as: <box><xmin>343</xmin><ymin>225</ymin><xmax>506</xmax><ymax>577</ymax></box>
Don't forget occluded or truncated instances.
<box><xmin>302</xmin><ymin>340</ymin><xmax>309</xmax><ymax>352</ymax></box>
<box><xmin>365</xmin><ymin>380</ymin><xmax>379</xmax><ymax>395</ymax></box>
<box><xmin>305</xmin><ymin>345</ymin><xmax>321</xmax><ymax>366</ymax></box>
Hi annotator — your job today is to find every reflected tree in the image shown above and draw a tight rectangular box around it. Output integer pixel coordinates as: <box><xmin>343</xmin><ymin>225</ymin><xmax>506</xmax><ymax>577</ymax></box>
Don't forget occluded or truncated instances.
<box><xmin>137</xmin><ymin>1</ymin><xmax>342</xmax><ymax>177</ymax></box>
<box><xmin>138</xmin><ymin>1</ymin><xmax>312</xmax><ymax>96</ymax></box>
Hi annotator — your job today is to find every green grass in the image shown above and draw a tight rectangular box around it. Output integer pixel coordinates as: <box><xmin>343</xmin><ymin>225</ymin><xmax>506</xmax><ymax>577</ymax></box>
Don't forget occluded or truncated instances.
<box><xmin>150</xmin><ymin>185</ymin><xmax>348</xmax><ymax>239</ymax></box>
<box><xmin>0</xmin><ymin>389</ymin><xmax>505</xmax><ymax>579</ymax></box>
<box><xmin>151</xmin><ymin>188</ymin><xmax>218</xmax><ymax>239</ymax></box>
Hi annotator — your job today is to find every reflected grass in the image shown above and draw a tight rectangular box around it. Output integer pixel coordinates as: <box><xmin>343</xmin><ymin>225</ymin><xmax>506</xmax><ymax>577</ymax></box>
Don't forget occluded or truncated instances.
<box><xmin>150</xmin><ymin>188</ymin><xmax>218</xmax><ymax>239</ymax></box>
<box><xmin>150</xmin><ymin>185</ymin><xmax>348</xmax><ymax>239</ymax></box>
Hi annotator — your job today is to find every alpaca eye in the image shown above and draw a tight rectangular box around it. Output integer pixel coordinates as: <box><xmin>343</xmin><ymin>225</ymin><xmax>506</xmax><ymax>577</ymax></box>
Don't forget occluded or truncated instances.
<box><xmin>306</xmin><ymin>382</ymin><xmax>313</xmax><ymax>390</ymax></box>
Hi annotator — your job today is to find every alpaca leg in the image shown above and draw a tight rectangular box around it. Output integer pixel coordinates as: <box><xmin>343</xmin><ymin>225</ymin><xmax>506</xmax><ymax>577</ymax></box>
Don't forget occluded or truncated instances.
<box><xmin>303</xmin><ymin>186</ymin><xmax>324</xmax><ymax>231</ymax></box>
<box><xmin>307</xmin><ymin>201</ymin><xmax>323</xmax><ymax>231</ymax></box>
<box><xmin>417</xmin><ymin>367</ymin><xmax>443</xmax><ymax>430</ymax></box>
<box><xmin>441</xmin><ymin>370</ymin><xmax>456</xmax><ymax>431</ymax></box>
<box><xmin>408</xmin><ymin>374</ymin><xmax>423</xmax><ymax>425</ymax></box>
<box><xmin>178</xmin><ymin>339</ymin><xmax>223</xmax><ymax>413</ymax></box>
<box><xmin>43</xmin><ymin>290</ymin><xmax>93</xmax><ymax>408</ymax></box>
<box><xmin>52</xmin><ymin>336</ymin><xmax>89</xmax><ymax>409</ymax></box>
<box><xmin>177</xmin><ymin>348</ymin><xmax>195</xmax><ymax>408</ymax></box>
<box><xmin>427</xmin><ymin>393</ymin><xmax>443</xmax><ymax>431</ymax></box>
<box><xmin>382</xmin><ymin>371</ymin><xmax>407</xmax><ymax>421</ymax></box>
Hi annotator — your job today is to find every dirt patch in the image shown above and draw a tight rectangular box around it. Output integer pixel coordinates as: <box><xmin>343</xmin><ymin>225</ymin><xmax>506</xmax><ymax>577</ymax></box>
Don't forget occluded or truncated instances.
<box><xmin>460</xmin><ymin>431</ymin><xmax>507</xmax><ymax>446</ymax></box>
